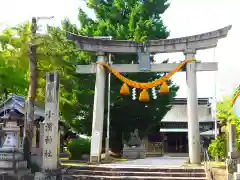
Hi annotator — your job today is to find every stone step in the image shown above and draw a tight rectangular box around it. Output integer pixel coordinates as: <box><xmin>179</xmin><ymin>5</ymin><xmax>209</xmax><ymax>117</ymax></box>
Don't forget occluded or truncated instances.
<box><xmin>69</xmin><ymin>170</ymin><xmax>206</xmax><ymax>177</ymax></box>
<box><xmin>65</xmin><ymin>166</ymin><xmax>205</xmax><ymax>173</ymax></box>
<box><xmin>72</xmin><ymin>174</ymin><xmax>208</xmax><ymax>180</ymax></box>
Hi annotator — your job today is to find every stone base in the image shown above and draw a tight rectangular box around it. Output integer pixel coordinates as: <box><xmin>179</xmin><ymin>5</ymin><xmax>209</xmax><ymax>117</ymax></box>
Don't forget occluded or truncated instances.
<box><xmin>0</xmin><ymin>160</ymin><xmax>27</xmax><ymax>168</ymax></box>
<box><xmin>31</xmin><ymin>154</ymin><xmax>43</xmax><ymax>169</ymax></box>
<box><xmin>0</xmin><ymin>169</ymin><xmax>31</xmax><ymax>176</ymax></box>
<box><xmin>35</xmin><ymin>168</ymin><xmax>63</xmax><ymax>180</ymax></box>
<box><xmin>0</xmin><ymin>152</ymin><xmax>24</xmax><ymax>161</ymax></box>
<box><xmin>90</xmin><ymin>155</ymin><xmax>100</xmax><ymax>163</ymax></box>
<box><xmin>234</xmin><ymin>172</ymin><xmax>240</xmax><ymax>180</ymax></box>
<box><xmin>34</xmin><ymin>172</ymin><xmax>55</xmax><ymax>180</ymax></box>
<box><xmin>122</xmin><ymin>147</ymin><xmax>146</xmax><ymax>159</ymax></box>
<box><xmin>229</xmin><ymin>152</ymin><xmax>240</xmax><ymax>159</ymax></box>
<box><xmin>227</xmin><ymin>152</ymin><xmax>240</xmax><ymax>174</ymax></box>
<box><xmin>35</xmin><ymin>172</ymin><xmax>58</xmax><ymax>180</ymax></box>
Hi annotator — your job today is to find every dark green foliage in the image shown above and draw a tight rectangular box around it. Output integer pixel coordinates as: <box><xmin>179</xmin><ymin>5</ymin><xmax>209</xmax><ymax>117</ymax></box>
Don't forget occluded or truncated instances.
<box><xmin>67</xmin><ymin>138</ymin><xmax>91</xmax><ymax>160</ymax></box>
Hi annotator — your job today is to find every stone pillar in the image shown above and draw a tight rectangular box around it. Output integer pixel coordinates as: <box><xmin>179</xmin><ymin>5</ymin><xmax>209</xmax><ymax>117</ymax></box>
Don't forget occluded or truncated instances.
<box><xmin>185</xmin><ymin>49</ymin><xmax>201</xmax><ymax>164</ymax></box>
<box><xmin>38</xmin><ymin>123</ymin><xmax>44</xmax><ymax>157</ymax></box>
<box><xmin>17</xmin><ymin>132</ymin><xmax>20</xmax><ymax>148</ymax></box>
<box><xmin>57</xmin><ymin>130</ymin><xmax>60</xmax><ymax>158</ymax></box>
<box><xmin>228</xmin><ymin>124</ymin><xmax>237</xmax><ymax>153</ymax></box>
<box><xmin>19</xmin><ymin>125</ymin><xmax>24</xmax><ymax>149</ymax></box>
<box><xmin>31</xmin><ymin>126</ymin><xmax>37</xmax><ymax>154</ymax></box>
<box><xmin>90</xmin><ymin>52</ymin><xmax>106</xmax><ymax>162</ymax></box>
<box><xmin>226</xmin><ymin>124</ymin><xmax>240</xmax><ymax>179</ymax></box>
<box><xmin>1</xmin><ymin>134</ymin><xmax>4</xmax><ymax>147</ymax></box>
<box><xmin>42</xmin><ymin>72</ymin><xmax>60</xmax><ymax>171</ymax></box>
<box><xmin>32</xmin><ymin>126</ymin><xmax>37</xmax><ymax>148</ymax></box>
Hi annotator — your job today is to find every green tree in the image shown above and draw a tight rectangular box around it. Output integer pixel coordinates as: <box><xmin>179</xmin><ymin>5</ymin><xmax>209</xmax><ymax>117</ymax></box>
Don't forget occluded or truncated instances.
<box><xmin>60</xmin><ymin>0</ymin><xmax>179</xmax><ymax>152</ymax></box>
<box><xmin>208</xmin><ymin>88</ymin><xmax>240</xmax><ymax>159</ymax></box>
<box><xmin>0</xmin><ymin>0</ymin><xmax>180</xmax><ymax>154</ymax></box>
<box><xmin>0</xmin><ymin>24</ymin><xmax>92</xmax><ymax>166</ymax></box>
<box><xmin>0</xmin><ymin>24</ymin><xmax>29</xmax><ymax>98</ymax></box>
<box><xmin>0</xmin><ymin>23</ymin><xmax>86</xmax><ymax>131</ymax></box>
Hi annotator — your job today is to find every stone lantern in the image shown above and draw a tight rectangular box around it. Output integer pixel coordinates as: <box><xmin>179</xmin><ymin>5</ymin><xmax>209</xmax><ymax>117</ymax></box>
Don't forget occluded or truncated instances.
<box><xmin>0</xmin><ymin>94</ymin><xmax>45</xmax><ymax>174</ymax></box>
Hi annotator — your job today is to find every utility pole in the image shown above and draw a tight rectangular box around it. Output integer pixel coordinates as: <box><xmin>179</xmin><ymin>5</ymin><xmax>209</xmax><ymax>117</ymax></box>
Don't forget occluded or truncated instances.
<box><xmin>23</xmin><ymin>17</ymin><xmax>37</xmax><ymax>167</ymax></box>
<box><xmin>27</xmin><ymin>16</ymin><xmax>37</xmax><ymax>134</ymax></box>
<box><xmin>23</xmin><ymin>16</ymin><xmax>54</xmax><ymax>167</ymax></box>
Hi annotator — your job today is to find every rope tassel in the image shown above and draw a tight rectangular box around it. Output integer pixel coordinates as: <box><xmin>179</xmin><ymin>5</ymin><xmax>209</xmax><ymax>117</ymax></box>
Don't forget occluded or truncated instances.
<box><xmin>160</xmin><ymin>81</ymin><xmax>169</xmax><ymax>94</ymax></box>
<box><xmin>120</xmin><ymin>83</ymin><xmax>130</xmax><ymax>95</ymax></box>
<box><xmin>139</xmin><ymin>89</ymin><xmax>150</xmax><ymax>102</ymax></box>
<box><xmin>96</xmin><ymin>59</ymin><xmax>195</xmax><ymax>101</ymax></box>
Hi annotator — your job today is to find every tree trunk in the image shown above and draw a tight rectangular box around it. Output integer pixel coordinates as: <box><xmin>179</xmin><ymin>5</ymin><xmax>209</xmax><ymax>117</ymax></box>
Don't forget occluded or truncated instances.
<box><xmin>23</xmin><ymin>17</ymin><xmax>37</xmax><ymax>165</ymax></box>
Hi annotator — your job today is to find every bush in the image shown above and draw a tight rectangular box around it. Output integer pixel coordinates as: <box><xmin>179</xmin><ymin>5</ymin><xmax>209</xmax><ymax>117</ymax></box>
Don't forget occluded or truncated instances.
<box><xmin>208</xmin><ymin>135</ymin><xmax>227</xmax><ymax>160</ymax></box>
<box><xmin>67</xmin><ymin>138</ymin><xmax>91</xmax><ymax>160</ymax></box>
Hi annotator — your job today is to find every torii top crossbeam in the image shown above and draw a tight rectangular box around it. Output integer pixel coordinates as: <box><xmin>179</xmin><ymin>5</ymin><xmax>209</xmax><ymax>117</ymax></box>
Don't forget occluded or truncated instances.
<box><xmin>67</xmin><ymin>25</ymin><xmax>232</xmax><ymax>53</ymax></box>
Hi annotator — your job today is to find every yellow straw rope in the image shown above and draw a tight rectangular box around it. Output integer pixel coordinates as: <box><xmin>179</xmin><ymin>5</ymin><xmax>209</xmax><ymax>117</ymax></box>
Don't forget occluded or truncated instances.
<box><xmin>232</xmin><ymin>92</ymin><xmax>240</xmax><ymax>105</ymax></box>
<box><xmin>97</xmin><ymin>59</ymin><xmax>194</xmax><ymax>89</ymax></box>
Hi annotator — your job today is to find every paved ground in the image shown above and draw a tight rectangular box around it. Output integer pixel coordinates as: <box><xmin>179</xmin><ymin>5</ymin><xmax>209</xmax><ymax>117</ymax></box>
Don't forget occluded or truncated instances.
<box><xmin>101</xmin><ymin>156</ymin><xmax>188</xmax><ymax>168</ymax></box>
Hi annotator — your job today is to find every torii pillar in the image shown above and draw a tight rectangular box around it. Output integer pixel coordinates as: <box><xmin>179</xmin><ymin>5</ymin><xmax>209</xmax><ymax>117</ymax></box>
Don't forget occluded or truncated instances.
<box><xmin>68</xmin><ymin>25</ymin><xmax>232</xmax><ymax>164</ymax></box>
<box><xmin>185</xmin><ymin>48</ymin><xmax>200</xmax><ymax>163</ymax></box>
<box><xmin>90</xmin><ymin>52</ymin><xmax>106</xmax><ymax>162</ymax></box>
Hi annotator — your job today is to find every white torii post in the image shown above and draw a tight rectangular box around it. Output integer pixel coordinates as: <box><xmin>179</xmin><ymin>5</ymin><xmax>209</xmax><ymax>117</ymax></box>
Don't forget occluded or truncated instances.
<box><xmin>185</xmin><ymin>48</ymin><xmax>200</xmax><ymax>163</ymax></box>
<box><xmin>68</xmin><ymin>25</ymin><xmax>231</xmax><ymax>163</ymax></box>
<box><xmin>90</xmin><ymin>52</ymin><xmax>106</xmax><ymax>162</ymax></box>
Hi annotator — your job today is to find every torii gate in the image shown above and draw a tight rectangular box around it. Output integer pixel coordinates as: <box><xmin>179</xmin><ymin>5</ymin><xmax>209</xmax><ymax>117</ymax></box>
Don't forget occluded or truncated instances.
<box><xmin>67</xmin><ymin>25</ymin><xmax>231</xmax><ymax>164</ymax></box>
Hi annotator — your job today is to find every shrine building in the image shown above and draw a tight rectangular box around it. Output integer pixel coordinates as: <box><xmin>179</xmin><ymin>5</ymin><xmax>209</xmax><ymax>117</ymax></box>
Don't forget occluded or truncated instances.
<box><xmin>145</xmin><ymin>97</ymin><xmax>216</xmax><ymax>155</ymax></box>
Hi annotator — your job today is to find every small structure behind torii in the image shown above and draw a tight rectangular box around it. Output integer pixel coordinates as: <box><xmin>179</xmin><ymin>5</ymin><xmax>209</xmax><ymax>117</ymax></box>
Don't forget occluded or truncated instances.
<box><xmin>68</xmin><ymin>25</ymin><xmax>232</xmax><ymax>164</ymax></box>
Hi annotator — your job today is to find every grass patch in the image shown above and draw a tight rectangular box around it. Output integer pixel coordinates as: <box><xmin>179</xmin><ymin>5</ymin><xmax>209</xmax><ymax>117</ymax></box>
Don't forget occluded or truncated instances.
<box><xmin>59</xmin><ymin>157</ymin><xmax>128</xmax><ymax>162</ymax></box>
<box><xmin>61</xmin><ymin>162</ymin><xmax>96</xmax><ymax>166</ymax></box>
<box><xmin>182</xmin><ymin>162</ymin><xmax>203</xmax><ymax>168</ymax></box>
<box><xmin>211</xmin><ymin>167</ymin><xmax>227</xmax><ymax>180</ymax></box>
<box><xmin>182</xmin><ymin>160</ymin><xmax>225</xmax><ymax>168</ymax></box>
<box><xmin>208</xmin><ymin>161</ymin><xmax>225</xmax><ymax>168</ymax></box>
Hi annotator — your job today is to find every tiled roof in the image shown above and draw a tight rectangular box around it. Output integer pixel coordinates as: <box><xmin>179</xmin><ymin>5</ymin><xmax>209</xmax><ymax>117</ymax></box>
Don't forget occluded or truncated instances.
<box><xmin>0</xmin><ymin>94</ymin><xmax>45</xmax><ymax>119</ymax></box>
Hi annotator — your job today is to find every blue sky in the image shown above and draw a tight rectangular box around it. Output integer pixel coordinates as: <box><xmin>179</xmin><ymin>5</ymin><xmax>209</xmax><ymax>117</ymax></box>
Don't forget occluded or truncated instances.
<box><xmin>0</xmin><ymin>0</ymin><xmax>239</xmax><ymax>99</ymax></box>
